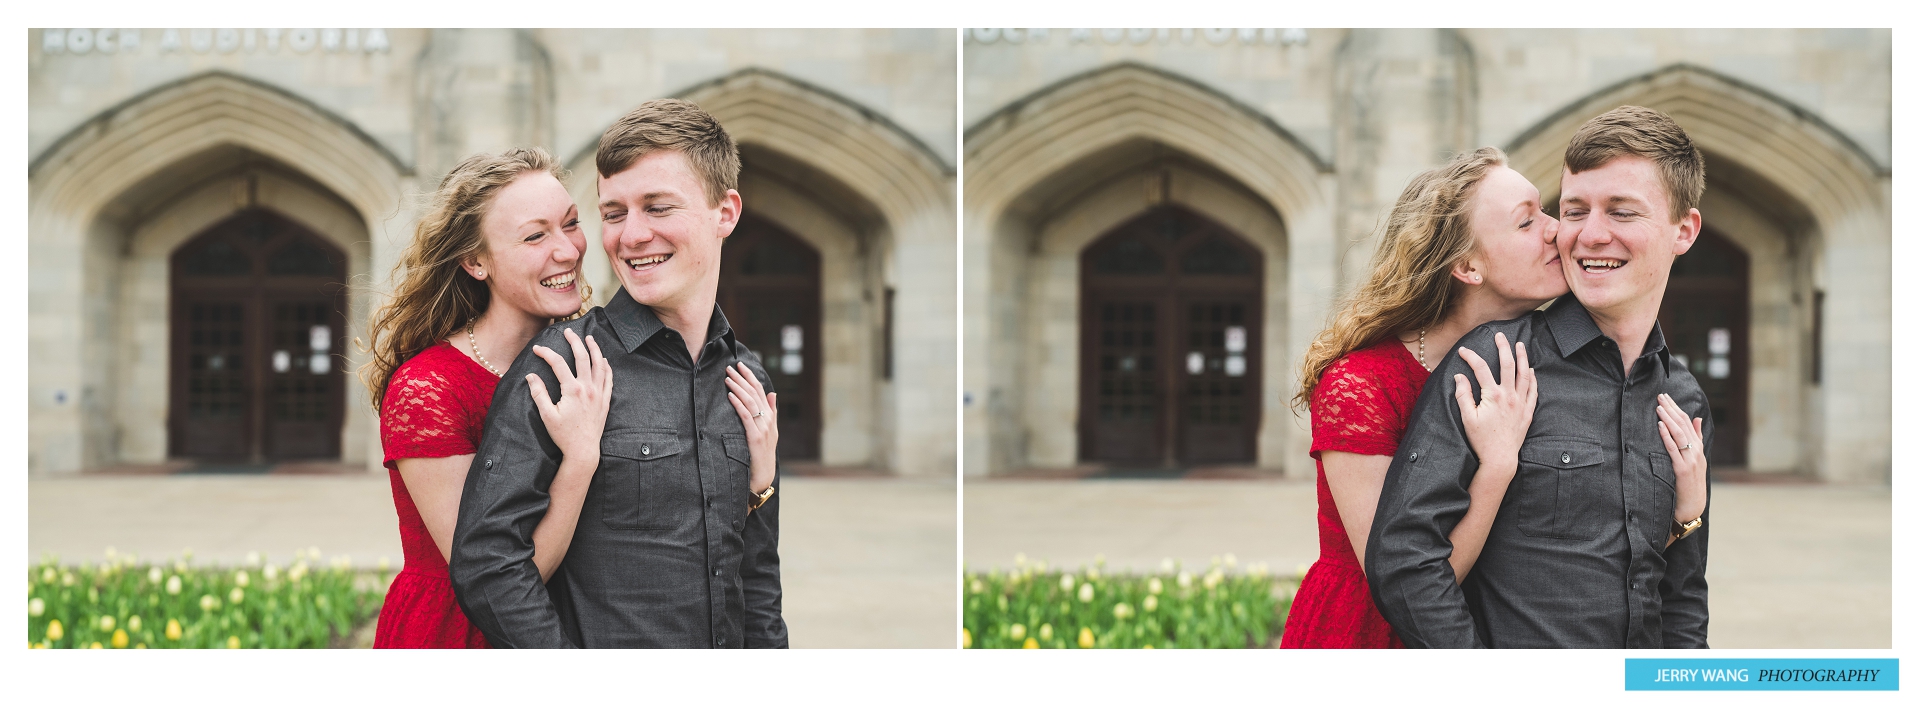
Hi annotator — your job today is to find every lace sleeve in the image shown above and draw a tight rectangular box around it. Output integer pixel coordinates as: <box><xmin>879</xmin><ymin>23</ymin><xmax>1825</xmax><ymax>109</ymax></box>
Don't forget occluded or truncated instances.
<box><xmin>381</xmin><ymin>361</ymin><xmax>479</xmax><ymax>466</ymax></box>
<box><xmin>1309</xmin><ymin>353</ymin><xmax>1407</xmax><ymax>458</ymax></box>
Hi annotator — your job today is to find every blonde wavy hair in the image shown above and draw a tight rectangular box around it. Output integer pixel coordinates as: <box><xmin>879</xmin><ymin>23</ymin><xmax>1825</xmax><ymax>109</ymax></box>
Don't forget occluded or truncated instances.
<box><xmin>1292</xmin><ymin>146</ymin><xmax>1510</xmax><ymax>413</ymax></box>
<box><xmin>359</xmin><ymin>147</ymin><xmax>582</xmax><ymax>411</ymax></box>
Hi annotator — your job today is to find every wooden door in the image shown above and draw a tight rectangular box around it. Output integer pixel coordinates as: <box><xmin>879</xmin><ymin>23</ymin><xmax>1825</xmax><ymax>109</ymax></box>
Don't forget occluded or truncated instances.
<box><xmin>1658</xmin><ymin>228</ymin><xmax>1749</xmax><ymax>467</ymax></box>
<box><xmin>1080</xmin><ymin>206</ymin><xmax>1263</xmax><ymax>467</ymax></box>
<box><xmin>170</xmin><ymin>211</ymin><xmax>347</xmax><ymax>462</ymax></box>
<box><xmin>717</xmin><ymin>214</ymin><xmax>823</xmax><ymax>461</ymax></box>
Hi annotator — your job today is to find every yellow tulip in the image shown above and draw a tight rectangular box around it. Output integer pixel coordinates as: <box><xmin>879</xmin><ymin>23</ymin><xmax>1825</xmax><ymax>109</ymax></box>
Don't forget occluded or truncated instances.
<box><xmin>1008</xmin><ymin>623</ymin><xmax>1026</xmax><ymax>641</ymax></box>
<box><xmin>135</xmin><ymin>643</ymin><xmax>147</xmax><ymax>649</ymax></box>
<box><xmin>1021</xmin><ymin>637</ymin><xmax>1038</xmax><ymax>649</ymax></box>
<box><xmin>1077</xmin><ymin>627</ymin><xmax>1095</xmax><ymax>648</ymax></box>
<box><xmin>31</xmin><ymin>641</ymin><xmax>46</xmax><ymax>649</ymax></box>
<box><xmin>128</xmin><ymin>615</ymin><xmax>142</xmax><ymax>633</ymax></box>
<box><xmin>45</xmin><ymin>620</ymin><xmax>63</xmax><ymax>641</ymax></box>
<box><xmin>165</xmin><ymin>619</ymin><xmax>181</xmax><ymax>641</ymax></box>
<box><xmin>98</xmin><ymin>615</ymin><xmax>115</xmax><ymax>632</ymax></box>
<box><xmin>1038</xmin><ymin>623</ymin><xmax>1053</xmax><ymax>641</ymax></box>
<box><xmin>961</xmin><ymin>628</ymin><xmax>972</xmax><ymax>648</ymax></box>
<box><xmin>1142</xmin><ymin>644</ymin><xmax>1154</xmax><ymax>649</ymax></box>
<box><xmin>227</xmin><ymin>635</ymin><xmax>241</xmax><ymax>649</ymax></box>
<box><xmin>111</xmin><ymin>629</ymin><xmax>128</xmax><ymax>648</ymax></box>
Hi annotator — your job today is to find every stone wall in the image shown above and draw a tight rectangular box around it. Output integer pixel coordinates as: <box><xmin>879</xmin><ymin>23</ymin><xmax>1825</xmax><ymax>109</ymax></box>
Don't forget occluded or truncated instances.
<box><xmin>28</xmin><ymin>29</ymin><xmax>956</xmax><ymax>476</ymax></box>
<box><xmin>963</xmin><ymin>28</ymin><xmax>1890</xmax><ymax>483</ymax></box>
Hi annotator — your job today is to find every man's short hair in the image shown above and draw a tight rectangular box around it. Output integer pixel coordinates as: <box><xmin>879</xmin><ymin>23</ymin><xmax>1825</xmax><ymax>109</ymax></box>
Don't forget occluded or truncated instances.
<box><xmin>1564</xmin><ymin>105</ymin><xmax>1705</xmax><ymax>222</ymax></box>
<box><xmin>595</xmin><ymin>99</ymin><xmax>740</xmax><ymax>207</ymax></box>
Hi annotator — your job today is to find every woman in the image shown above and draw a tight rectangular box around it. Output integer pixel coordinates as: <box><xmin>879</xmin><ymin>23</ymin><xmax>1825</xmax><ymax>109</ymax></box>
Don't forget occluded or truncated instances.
<box><xmin>1279</xmin><ymin>147</ymin><xmax>1708</xmax><ymax>648</ymax></box>
<box><xmin>359</xmin><ymin>148</ymin><xmax>780</xmax><ymax>648</ymax></box>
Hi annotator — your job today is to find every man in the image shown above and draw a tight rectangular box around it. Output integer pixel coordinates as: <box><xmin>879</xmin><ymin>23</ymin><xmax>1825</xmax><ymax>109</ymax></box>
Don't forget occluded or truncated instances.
<box><xmin>449</xmin><ymin>100</ymin><xmax>787</xmax><ymax>648</ymax></box>
<box><xmin>1366</xmin><ymin>106</ymin><xmax>1712</xmax><ymax>648</ymax></box>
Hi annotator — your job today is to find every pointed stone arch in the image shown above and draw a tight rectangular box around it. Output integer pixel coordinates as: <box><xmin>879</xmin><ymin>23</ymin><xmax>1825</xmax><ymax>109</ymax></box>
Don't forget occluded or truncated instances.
<box><xmin>562</xmin><ymin>67</ymin><xmax>955</xmax><ymax>476</ymax></box>
<box><xmin>29</xmin><ymin>71</ymin><xmax>411</xmax><ymax>473</ymax></box>
<box><xmin>1505</xmin><ymin>63</ymin><xmax>1890</xmax><ymax>483</ymax></box>
<box><xmin>963</xmin><ymin>62</ymin><xmax>1335</xmax><ymax>476</ymax></box>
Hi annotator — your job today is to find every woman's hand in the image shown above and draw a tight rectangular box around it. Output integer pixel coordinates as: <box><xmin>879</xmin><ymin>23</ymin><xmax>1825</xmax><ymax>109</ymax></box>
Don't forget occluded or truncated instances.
<box><xmin>526</xmin><ymin>328</ymin><xmax>614</xmax><ymax>466</ymax></box>
<box><xmin>1453</xmin><ymin>332</ymin><xmax>1538</xmax><ymax>484</ymax></box>
<box><xmin>725</xmin><ymin>362</ymin><xmax>778</xmax><ymax>494</ymax></box>
<box><xmin>1656</xmin><ymin>393</ymin><xmax>1708</xmax><ymax>525</ymax></box>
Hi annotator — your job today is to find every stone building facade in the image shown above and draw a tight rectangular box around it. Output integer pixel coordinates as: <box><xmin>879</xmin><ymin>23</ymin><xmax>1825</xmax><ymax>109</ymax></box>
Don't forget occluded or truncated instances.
<box><xmin>29</xmin><ymin>28</ymin><xmax>956</xmax><ymax>476</ymax></box>
<box><xmin>963</xmin><ymin>28</ymin><xmax>1890</xmax><ymax>484</ymax></box>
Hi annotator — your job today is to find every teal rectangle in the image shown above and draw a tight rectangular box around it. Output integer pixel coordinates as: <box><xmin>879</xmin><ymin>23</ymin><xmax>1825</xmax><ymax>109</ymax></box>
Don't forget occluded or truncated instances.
<box><xmin>1625</xmin><ymin>659</ymin><xmax>1898</xmax><ymax>691</ymax></box>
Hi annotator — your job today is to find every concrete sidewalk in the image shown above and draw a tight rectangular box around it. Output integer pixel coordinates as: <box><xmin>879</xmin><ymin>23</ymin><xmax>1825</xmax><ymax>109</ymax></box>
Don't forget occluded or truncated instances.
<box><xmin>28</xmin><ymin>474</ymin><xmax>956</xmax><ymax>649</ymax></box>
<box><xmin>964</xmin><ymin>479</ymin><xmax>1890</xmax><ymax>649</ymax></box>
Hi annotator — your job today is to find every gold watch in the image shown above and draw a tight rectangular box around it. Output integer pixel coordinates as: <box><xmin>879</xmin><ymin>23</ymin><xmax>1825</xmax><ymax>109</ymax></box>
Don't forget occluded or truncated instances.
<box><xmin>748</xmin><ymin>485</ymin><xmax>776</xmax><ymax>512</ymax></box>
<box><xmin>1670</xmin><ymin>515</ymin><xmax>1703</xmax><ymax>542</ymax></box>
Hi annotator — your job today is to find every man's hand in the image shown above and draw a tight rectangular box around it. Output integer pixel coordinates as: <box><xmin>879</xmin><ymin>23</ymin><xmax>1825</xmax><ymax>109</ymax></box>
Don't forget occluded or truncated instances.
<box><xmin>1452</xmin><ymin>332</ymin><xmax>1537</xmax><ymax>481</ymax></box>
<box><xmin>526</xmin><ymin>328</ymin><xmax>614</xmax><ymax>465</ymax></box>
<box><xmin>725</xmin><ymin>362</ymin><xmax>779</xmax><ymax>494</ymax></box>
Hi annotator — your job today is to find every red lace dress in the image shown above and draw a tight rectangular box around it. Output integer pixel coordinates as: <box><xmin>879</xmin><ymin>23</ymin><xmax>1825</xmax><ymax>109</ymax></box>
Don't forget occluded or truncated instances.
<box><xmin>1280</xmin><ymin>336</ymin><xmax>1429</xmax><ymax>648</ymax></box>
<box><xmin>373</xmin><ymin>341</ymin><xmax>497</xmax><ymax>649</ymax></box>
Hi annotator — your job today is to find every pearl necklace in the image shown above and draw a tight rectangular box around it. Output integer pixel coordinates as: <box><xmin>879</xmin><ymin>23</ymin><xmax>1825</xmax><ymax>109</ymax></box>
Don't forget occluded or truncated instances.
<box><xmin>1418</xmin><ymin>329</ymin><xmax>1428</xmax><ymax>370</ymax></box>
<box><xmin>466</xmin><ymin>318</ymin><xmax>504</xmax><ymax>377</ymax></box>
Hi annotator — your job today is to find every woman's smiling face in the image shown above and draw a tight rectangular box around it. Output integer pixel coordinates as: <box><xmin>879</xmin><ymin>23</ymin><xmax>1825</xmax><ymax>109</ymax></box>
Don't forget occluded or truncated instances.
<box><xmin>471</xmin><ymin>171</ymin><xmax>586</xmax><ymax>320</ymax></box>
<box><xmin>1465</xmin><ymin>165</ymin><xmax>1568</xmax><ymax>307</ymax></box>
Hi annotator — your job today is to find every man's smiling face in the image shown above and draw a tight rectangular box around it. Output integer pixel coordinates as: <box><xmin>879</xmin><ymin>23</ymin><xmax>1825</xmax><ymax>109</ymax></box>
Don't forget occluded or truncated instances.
<box><xmin>1557</xmin><ymin>155</ymin><xmax>1700</xmax><ymax>321</ymax></box>
<box><xmin>597</xmin><ymin>149</ymin><xmax>739</xmax><ymax>312</ymax></box>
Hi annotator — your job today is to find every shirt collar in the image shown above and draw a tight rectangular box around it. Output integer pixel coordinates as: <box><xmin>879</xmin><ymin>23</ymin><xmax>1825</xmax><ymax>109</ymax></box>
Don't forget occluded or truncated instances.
<box><xmin>1542</xmin><ymin>293</ymin><xmax>1673</xmax><ymax>377</ymax></box>
<box><xmin>603</xmin><ymin>286</ymin><xmax>736</xmax><ymax>353</ymax></box>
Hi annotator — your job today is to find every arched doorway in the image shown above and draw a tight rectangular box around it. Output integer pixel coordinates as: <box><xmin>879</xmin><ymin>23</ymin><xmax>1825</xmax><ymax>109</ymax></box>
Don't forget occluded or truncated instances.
<box><xmin>169</xmin><ymin>210</ymin><xmax>348</xmax><ymax>462</ymax></box>
<box><xmin>718</xmin><ymin>213</ymin><xmax>824</xmax><ymax>461</ymax></box>
<box><xmin>1659</xmin><ymin>228</ymin><xmax>1750</xmax><ymax>467</ymax></box>
<box><xmin>1079</xmin><ymin>205</ymin><xmax>1264</xmax><ymax>467</ymax></box>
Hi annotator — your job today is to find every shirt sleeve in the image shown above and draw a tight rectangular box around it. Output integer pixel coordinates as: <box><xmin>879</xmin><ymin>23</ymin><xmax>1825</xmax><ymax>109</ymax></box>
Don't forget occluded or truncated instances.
<box><xmin>447</xmin><ymin>330</ymin><xmax>575</xmax><ymax>649</ymax></box>
<box><xmin>1365</xmin><ymin>325</ymin><xmax>1508</xmax><ymax>648</ymax></box>
<box><xmin>381</xmin><ymin>361</ymin><xmax>478</xmax><ymax>465</ymax></box>
<box><xmin>737</xmin><ymin>348</ymin><xmax>789</xmax><ymax>648</ymax></box>
<box><xmin>1311</xmin><ymin>352</ymin><xmax>1410</xmax><ymax>458</ymax></box>
<box><xmin>1658</xmin><ymin>379</ymin><xmax>1713</xmax><ymax>648</ymax></box>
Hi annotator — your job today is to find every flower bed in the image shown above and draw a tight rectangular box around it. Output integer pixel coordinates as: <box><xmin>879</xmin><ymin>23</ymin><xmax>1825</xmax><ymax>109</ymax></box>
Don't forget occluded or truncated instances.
<box><xmin>963</xmin><ymin>557</ymin><xmax>1295</xmax><ymax>649</ymax></box>
<box><xmin>27</xmin><ymin>550</ymin><xmax>385</xmax><ymax>649</ymax></box>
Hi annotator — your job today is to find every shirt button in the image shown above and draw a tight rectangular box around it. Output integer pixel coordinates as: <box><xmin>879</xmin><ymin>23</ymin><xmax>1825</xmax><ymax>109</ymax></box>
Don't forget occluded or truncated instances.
<box><xmin>641</xmin><ymin>444</ymin><xmax>651</xmax><ymax>456</ymax></box>
<box><xmin>1561</xmin><ymin>452</ymin><xmax>1571</xmax><ymax>464</ymax></box>
<box><xmin>706</xmin><ymin>497</ymin><xmax>714</xmax><ymax>508</ymax></box>
<box><xmin>714</xmin><ymin>569</ymin><xmax>722</xmax><ymax>577</ymax></box>
<box><xmin>716</xmin><ymin>637</ymin><xmax>725</xmax><ymax>646</ymax></box>
<box><xmin>1409</xmin><ymin>452</ymin><xmax>1419</xmax><ymax>461</ymax></box>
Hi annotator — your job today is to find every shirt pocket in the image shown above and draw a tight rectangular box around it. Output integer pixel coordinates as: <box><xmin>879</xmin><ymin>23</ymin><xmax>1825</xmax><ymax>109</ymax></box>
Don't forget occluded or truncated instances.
<box><xmin>597</xmin><ymin>428</ymin><xmax>684</xmax><ymax>531</ymax></box>
<box><xmin>722</xmin><ymin>434</ymin><xmax>761</xmax><ymax>526</ymax></box>
<box><xmin>1515</xmin><ymin>436</ymin><xmax>1604</xmax><ymax>540</ymax></box>
<box><xmin>1646</xmin><ymin>452</ymin><xmax>1677</xmax><ymax>541</ymax></box>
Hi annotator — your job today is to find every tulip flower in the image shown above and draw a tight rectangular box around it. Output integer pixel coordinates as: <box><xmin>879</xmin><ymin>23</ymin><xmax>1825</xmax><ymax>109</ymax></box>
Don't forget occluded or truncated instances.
<box><xmin>235</xmin><ymin>571</ymin><xmax>250</xmax><ymax>588</ymax></box>
<box><xmin>227</xmin><ymin>635</ymin><xmax>241</xmax><ymax>649</ymax></box>
<box><xmin>1038</xmin><ymin>623</ymin><xmax>1053</xmax><ymax>641</ymax></box>
<box><xmin>111</xmin><ymin>629</ymin><xmax>128</xmax><ymax>648</ymax></box>
<box><xmin>46</xmin><ymin>619</ymin><xmax>63</xmax><ymax>641</ymax></box>
<box><xmin>165</xmin><ymin>619</ymin><xmax>182</xmax><ymax>641</ymax></box>
<box><xmin>1009</xmin><ymin>623</ymin><xmax>1026</xmax><ymax>641</ymax></box>
<box><xmin>166</xmin><ymin>575</ymin><xmax>182</xmax><ymax>595</ymax></box>
<box><xmin>128</xmin><ymin>615</ymin><xmax>142</xmax><ymax>633</ymax></box>
<box><xmin>1077</xmin><ymin>583</ymin><xmax>1094</xmax><ymax>603</ymax></box>
<box><xmin>1022</xmin><ymin>637</ymin><xmax>1038</xmax><ymax>649</ymax></box>
<box><xmin>99</xmin><ymin>615</ymin><xmax>115</xmax><ymax>632</ymax></box>
<box><xmin>1077</xmin><ymin>627</ymin><xmax>1095</xmax><ymax>648</ymax></box>
<box><xmin>230</xmin><ymin>587</ymin><xmax>245</xmax><ymax>605</ymax></box>
<box><xmin>28</xmin><ymin>598</ymin><xmax>44</xmax><ymax>617</ymax></box>
<box><xmin>961</xmin><ymin>628</ymin><xmax>972</xmax><ymax>649</ymax></box>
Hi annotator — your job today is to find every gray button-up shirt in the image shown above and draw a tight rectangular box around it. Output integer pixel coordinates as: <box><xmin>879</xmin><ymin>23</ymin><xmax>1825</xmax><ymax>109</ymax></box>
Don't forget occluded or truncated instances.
<box><xmin>449</xmin><ymin>287</ymin><xmax>786</xmax><ymax>648</ymax></box>
<box><xmin>1365</xmin><ymin>294</ymin><xmax>1711</xmax><ymax>648</ymax></box>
